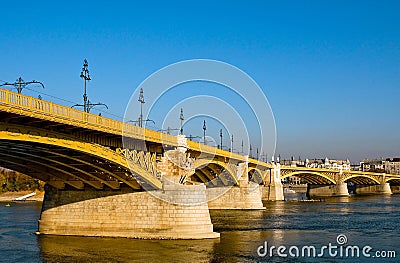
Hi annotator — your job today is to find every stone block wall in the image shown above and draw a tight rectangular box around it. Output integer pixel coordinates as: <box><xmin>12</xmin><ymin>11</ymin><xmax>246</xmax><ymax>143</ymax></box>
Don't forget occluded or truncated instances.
<box><xmin>206</xmin><ymin>182</ymin><xmax>265</xmax><ymax>210</ymax></box>
<box><xmin>38</xmin><ymin>183</ymin><xmax>219</xmax><ymax>239</ymax></box>
<box><xmin>355</xmin><ymin>183</ymin><xmax>392</xmax><ymax>195</ymax></box>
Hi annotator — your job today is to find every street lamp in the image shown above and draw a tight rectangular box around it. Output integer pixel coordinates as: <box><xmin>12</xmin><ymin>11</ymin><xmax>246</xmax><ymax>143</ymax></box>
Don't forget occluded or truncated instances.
<box><xmin>180</xmin><ymin>108</ymin><xmax>184</xmax><ymax>135</ymax></box>
<box><xmin>203</xmin><ymin>120</ymin><xmax>207</xmax><ymax>145</ymax></box>
<box><xmin>158</xmin><ymin>127</ymin><xmax>179</xmax><ymax>135</ymax></box>
<box><xmin>0</xmin><ymin>77</ymin><xmax>45</xmax><ymax>94</ymax></box>
<box><xmin>80</xmin><ymin>59</ymin><xmax>91</xmax><ymax>113</ymax></box>
<box><xmin>73</xmin><ymin>59</ymin><xmax>108</xmax><ymax>113</ymax></box>
<box><xmin>188</xmin><ymin>134</ymin><xmax>202</xmax><ymax>141</ymax></box>
<box><xmin>231</xmin><ymin>134</ymin><xmax>234</xmax><ymax>152</ymax></box>
<box><xmin>138</xmin><ymin>88</ymin><xmax>145</xmax><ymax>127</ymax></box>
<box><xmin>219</xmin><ymin>129</ymin><xmax>223</xmax><ymax>149</ymax></box>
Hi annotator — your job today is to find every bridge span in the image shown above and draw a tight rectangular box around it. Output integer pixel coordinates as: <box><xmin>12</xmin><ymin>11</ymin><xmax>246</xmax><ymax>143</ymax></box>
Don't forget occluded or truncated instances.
<box><xmin>1</xmin><ymin>88</ymin><xmax>399</xmax><ymax>239</ymax></box>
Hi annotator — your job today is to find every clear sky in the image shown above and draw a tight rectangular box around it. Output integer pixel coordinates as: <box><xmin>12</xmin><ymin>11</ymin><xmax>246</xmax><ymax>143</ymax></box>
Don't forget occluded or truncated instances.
<box><xmin>1</xmin><ymin>0</ymin><xmax>399</xmax><ymax>163</ymax></box>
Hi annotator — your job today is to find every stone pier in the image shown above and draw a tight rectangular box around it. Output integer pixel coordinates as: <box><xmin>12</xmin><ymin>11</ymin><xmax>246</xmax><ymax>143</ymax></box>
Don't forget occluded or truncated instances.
<box><xmin>207</xmin><ymin>162</ymin><xmax>265</xmax><ymax>209</ymax></box>
<box><xmin>207</xmin><ymin>183</ymin><xmax>265</xmax><ymax>210</ymax></box>
<box><xmin>38</xmin><ymin>183</ymin><xmax>219</xmax><ymax>239</ymax></box>
<box><xmin>38</xmin><ymin>136</ymin><xmax>220</xmax><ymax>239</ymax></box>
<box><xmin>306</xmin><ymin>183</ymin><xmax>349</xmax><ymax>198</ymax></box>
<box><xmin>355</xmin><ymin>183</ymin><xmax>392</xmax><ymax>195</ymax></box>
<box><xmin>390</xmin><ymin>185</ymin><xmax>400</xmax><ymax>194</ymax></box>
<box><xmin>260</xmin><ymin>163</ymin><xmax>284</xmax><ymax>201</ymax></box>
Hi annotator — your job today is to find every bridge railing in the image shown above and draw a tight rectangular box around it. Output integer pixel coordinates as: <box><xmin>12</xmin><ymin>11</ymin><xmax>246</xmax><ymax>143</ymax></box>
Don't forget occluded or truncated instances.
<box><xmin>0</xmin><ymin>88</ymin><xmax>272</xmax><ymax>166</ymax></box>
<box><xmin>0</xmin><ymin>88</ymin><xmax>158</xmax><ymax>139</ymax></box>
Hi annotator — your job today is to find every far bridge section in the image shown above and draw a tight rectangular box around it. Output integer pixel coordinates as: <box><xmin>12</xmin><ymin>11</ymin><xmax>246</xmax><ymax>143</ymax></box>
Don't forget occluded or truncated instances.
<box><xmin>280</xmin><ymin>166</ymin><xmax>399</xmax><ymax>197</ymax></box>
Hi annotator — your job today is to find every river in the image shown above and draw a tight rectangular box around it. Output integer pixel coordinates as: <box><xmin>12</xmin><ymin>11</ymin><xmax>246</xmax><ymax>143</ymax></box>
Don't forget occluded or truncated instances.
<box><xmin>1</xmin><ymin>194</ymin><xmax>399</xmax><ymax>262</ymax></box>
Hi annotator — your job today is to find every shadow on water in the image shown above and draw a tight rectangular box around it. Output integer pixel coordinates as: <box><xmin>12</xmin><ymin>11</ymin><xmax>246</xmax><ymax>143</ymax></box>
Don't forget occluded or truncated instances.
<box><xmin>38</xmin><ymin>235</ymin><xmax>219</xmax><ymax>263</ymax></box>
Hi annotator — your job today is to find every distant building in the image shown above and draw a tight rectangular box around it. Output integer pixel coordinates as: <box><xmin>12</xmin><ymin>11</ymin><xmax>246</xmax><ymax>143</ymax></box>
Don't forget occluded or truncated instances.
<box><xmin>385</xmin><ymin>158</ymin><xmax>400</xmax><ymax>174</ymax></box>
<box><xmin>280</xmin><ymin>157</ymin><xmax>305</xmax><ymax>167</ymax></box>
<box><xmin>358</xmin><ymin>158</ymin><xmax>400</xmax><ymax>174</ymax></box>
<box><xmin>360</xmin><ymin>158</ymin><xmax>386</xmax><ymax>173</ymax></box>
<box><xmin>305</xmin><ymin>157</ymin><xmax>351</xmax><ymax>170</ymax></box>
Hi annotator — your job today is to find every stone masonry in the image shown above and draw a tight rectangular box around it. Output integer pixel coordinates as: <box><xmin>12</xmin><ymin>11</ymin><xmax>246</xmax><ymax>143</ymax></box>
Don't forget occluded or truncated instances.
<box><xmin>38</xmin><ymin>183</ymin><xmax>219</xmax><ymax>239</ymax></box>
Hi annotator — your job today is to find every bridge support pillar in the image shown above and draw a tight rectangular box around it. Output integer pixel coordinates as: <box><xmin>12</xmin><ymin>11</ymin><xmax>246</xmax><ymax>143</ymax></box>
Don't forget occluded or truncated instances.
<box><xmin>38</xmin><ymin>183</ymin><xmax>219</xmax><ymax>239</ymax></box>
<box><xmin>206</xmin><ymin>161</ymin><xmax>265</xmax><ymax>209</ymax></box>
<box><xmin>307</xmin><ymin>183</ymin><xmax>349</xmax><ymax>198</ymax></box>
<box><xmin>206</xmin><ymin>182</ymin><xmax>265</xmax><ymax>210</ymax></box>
<box><xmin>261</xmin><ymin>163</ymin><xmax>284</xmax><ymax>201</ymax></box>
<box><xmin>390</xmin><ymin>185</ymin><xmax>400</xmax><ymax>194</ymax></box>
<box><xmin>355</xmin><ymin>183</ymin><xmax>392</xmax><ymax>195</ymax></box>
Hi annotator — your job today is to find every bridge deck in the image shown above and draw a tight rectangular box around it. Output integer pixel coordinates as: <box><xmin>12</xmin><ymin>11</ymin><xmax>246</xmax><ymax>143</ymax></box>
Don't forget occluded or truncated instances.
<box><xmin>0</xmin><ymin>88</ymin><xmax>263</xmax><ymax>165</ymax></box>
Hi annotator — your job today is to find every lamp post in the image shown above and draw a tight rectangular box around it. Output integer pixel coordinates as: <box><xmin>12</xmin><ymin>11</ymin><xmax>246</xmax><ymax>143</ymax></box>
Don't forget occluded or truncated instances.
<box><xmin>219</xmin><ymin>129</ymin><xmax>223</xmax><ymax>149</ymax></box>
<box><xmin>188</xmin><ymin>134</ymin><xmax>202</xmax><ymax>141</ymax></box>
<box><xmin>231</xmin><ymin>134</ymin><xmax>234</xmax><ymax>152</ymax></box>
<box><xmin>138</xmin><ymin>88</ymin><xmax>145</xmax><ymax>127</ymax></box>
<box><xmin>250</xmin><ymin>144</ymin><xmax>253</xmax><ymax>158</ymax></box>
<box><xmin>0</xmin><ymin>77</ymin><xmax>45</xmax><ymax>94</ymax></box>
<box><xmin>80</xmin><ymin>59</ymin><xmax>91</xmax><ymax>113</ymax></box>
<box><xmin>158</xmin><ymin>127</ymin><xmax>180</xmax><ymax>134</ymax></box>
<box><xmin>203</xmin><ymin>120</ymin><xmax>207</xmax><ymax>145</ymax></box>
<box><xmin>180</xmin><ymin>108</ymin><xmax>184</xmax><ymax>135</ymax></box>
<box><xmin>73</xmin><ymin>59</ymin><xmax>108</xmax><ymax>113</ymax></box>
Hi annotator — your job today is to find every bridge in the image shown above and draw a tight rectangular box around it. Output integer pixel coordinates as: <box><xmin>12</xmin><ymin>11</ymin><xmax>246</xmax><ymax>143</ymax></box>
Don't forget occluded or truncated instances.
<box><xmin>280</xmin><ymin>166</ymin><xmax>399</xmax><ymax>197</ymax></box>
<box><xmin>1</xmin><ymin>88</ymin><xmax>399</xmax><ymax>239</ymax></box>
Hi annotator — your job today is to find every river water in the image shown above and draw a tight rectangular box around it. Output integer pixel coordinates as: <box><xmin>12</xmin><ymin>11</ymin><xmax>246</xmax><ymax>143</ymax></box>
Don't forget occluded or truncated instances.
<box><xmin>1</xmin><ymin>194</ymin><xmax>399</xmax><ymax>262</ymax></box>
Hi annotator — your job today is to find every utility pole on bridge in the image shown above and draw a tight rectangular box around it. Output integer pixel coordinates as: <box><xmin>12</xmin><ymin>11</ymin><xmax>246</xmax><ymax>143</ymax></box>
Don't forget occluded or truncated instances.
<box><xmin>138</xmin><ymin>88</ymin><xmax>145</xmax><ymax>127</ymax></box>
<box><xmin>73</xmin><ymin>59</ymin><xmax>108</xmax><ymax>113</ymax></box>
<box><xmin>203</xmin><ymin>120</ymin><xmax>207</xmax><ymax>145</ymax></box>
<box><xmin>180</xmin><ymin>108</ymin><xmax>184</xmax><ymax>135</ymax></box>
<box><xmin>219</xmin><ymin>129</ymin><xmax>223</xmax><ymax>149</ymax></box>
<box><xmin>0</xmin><ymin>77</ymin><xmax>45</xmax><ymax>94</ymax></box>
<box><xmin>81</xmin><ymin>59</ymin><xmax>90</xmax><ymax>112</ymax></box>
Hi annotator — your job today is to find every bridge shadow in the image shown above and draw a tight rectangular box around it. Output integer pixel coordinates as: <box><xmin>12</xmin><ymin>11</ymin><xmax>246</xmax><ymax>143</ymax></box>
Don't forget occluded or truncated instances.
<box><xmin>38</xmin><ymin>234</ymin><xmax>219</xmax><ymax>262</ymax></box>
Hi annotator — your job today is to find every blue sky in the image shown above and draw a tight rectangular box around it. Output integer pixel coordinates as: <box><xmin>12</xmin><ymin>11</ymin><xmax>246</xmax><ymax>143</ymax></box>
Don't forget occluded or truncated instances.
<box><xmin>1</xmin><ymin>0</ymin><xmax>399</xmax><ymax>163</ymax></box>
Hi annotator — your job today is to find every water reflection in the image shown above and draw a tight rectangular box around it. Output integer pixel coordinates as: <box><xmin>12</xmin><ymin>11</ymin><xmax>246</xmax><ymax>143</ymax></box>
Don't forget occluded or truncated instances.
<box><xmin>39</xmin><ymin>235</ymin><xmax>219</xmax><ymax>262</ymax></box>
<box><xmin>2</xmin><ymin>195</ymin><xmax>400</xmax><ymax>262</ymax></box>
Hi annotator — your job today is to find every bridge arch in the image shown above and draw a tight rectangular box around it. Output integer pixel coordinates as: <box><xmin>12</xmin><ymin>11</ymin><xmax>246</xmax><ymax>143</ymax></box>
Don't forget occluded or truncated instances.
<box><xmin>0</xmin><ymin>126</ymin><xmax>162</xmax><ymax>190</ymax></box>
<box><xmin>342</xmin><ymin>174</ymin><xmax>381</xmax><ymax>185</ymax></box>
<box><xmin>192</xmin><ymin>159</ymin><xmax>238</xmax><ymax>186</ymax></box>
<box><xmin>281</xmin><ymin>171</ymin><xmax>336</xmax><ymax>185</ymax></box>
<box><xmin>385</xmin><ymin>177</ymin><xmax>400</xmax><ymax>185</ymax></box>
<box><xmin>248</xmin><ymin>167</ymin><xmax>264</xmax><ymax>184</ymax></box>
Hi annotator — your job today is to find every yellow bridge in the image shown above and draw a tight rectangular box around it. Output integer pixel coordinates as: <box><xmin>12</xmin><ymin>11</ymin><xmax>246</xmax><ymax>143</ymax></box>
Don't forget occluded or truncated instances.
<box><xmin>1</xmin><ymin>88</ymin><xmax>400</xmax><ymax>193</ymax></box>
<box><xmin>1</xmin><ymin>88</ymin><xmax>399</xmax><ymax>239</ymax></box>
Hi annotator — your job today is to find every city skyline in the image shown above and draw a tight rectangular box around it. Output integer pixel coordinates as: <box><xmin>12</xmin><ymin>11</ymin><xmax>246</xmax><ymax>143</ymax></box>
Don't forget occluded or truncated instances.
<box><xmin>1</xmin><ymin>1</ymin><xmax>399</xmax><ymax>162</ymax></box>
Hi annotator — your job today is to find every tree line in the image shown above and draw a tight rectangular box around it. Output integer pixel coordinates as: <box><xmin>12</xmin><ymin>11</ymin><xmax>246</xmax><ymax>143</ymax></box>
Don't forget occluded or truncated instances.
<box><xmin>0</xmin><ymin>167</ymin><xmax>44</xmax><ymax>192</ymax></box>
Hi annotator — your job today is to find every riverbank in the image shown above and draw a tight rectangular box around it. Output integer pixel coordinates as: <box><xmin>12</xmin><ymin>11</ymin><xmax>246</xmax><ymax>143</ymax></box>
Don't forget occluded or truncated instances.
<box><xmin>0</xmin><ymin>191</ymin><xmax>44</xmax><ymax>202</ymax></box>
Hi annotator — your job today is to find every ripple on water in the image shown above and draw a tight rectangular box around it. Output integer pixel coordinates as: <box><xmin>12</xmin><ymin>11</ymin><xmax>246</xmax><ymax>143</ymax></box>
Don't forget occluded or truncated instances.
<box><xmin>0</xmin><ymin>195</ymin><xmax>399</xmax><ymax>262</ymax></box>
